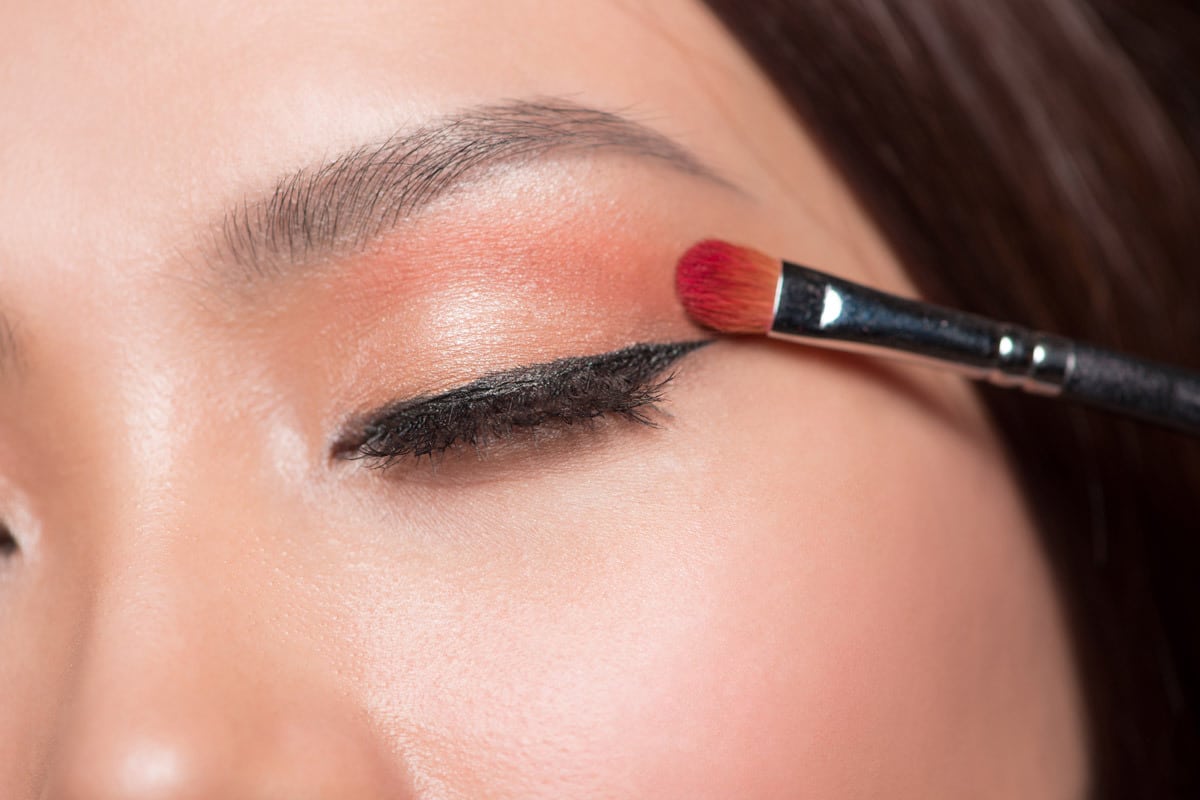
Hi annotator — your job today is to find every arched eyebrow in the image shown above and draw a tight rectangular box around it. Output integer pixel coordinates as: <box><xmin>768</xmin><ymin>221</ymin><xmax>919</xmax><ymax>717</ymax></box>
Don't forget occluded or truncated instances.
<box><xmin>0</xmin><ymin>100</ymin><xmax>733</xmax><ymax>381</ymax></box>
<box><xmin>207</xmin><ymin>97</ymin><xmax>736</xmax><ymax>281</ymax></box>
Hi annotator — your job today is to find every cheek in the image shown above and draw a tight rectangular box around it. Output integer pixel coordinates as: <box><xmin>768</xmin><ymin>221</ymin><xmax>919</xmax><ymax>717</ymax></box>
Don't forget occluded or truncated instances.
<box><xmin>315</xmin><ymin>340</ymin><xmax>1062</xmax><ymax>797</ymax></box>
<box><xmin>654</xmin><ymin>344</ymin><xmax>1065</xmax><ymax>794</ymax></box>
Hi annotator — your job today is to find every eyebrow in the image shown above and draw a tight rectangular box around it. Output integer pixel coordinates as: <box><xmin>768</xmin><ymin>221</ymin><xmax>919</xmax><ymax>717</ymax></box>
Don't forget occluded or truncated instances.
<box><xmin>209</xmin><ymin>98</ymin><xmax>733</xmax><ymax>280</ymax></box>
<box><xmin>0</xmin><ymin>101</ymin><xmax>730</xmax><ymax>380</ymax></box>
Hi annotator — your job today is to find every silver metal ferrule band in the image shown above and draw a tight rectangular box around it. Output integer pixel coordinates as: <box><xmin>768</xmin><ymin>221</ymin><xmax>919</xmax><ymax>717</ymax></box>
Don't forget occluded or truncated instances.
<box><xmin>986</xmin><ymin>329</ymin><xmax>1076</xmax><ymax>396</ymax></box>
<box><xmin>768</xmin><ymin>261</ymin><xmax>1077</xmax><ymax>396</ymax></box>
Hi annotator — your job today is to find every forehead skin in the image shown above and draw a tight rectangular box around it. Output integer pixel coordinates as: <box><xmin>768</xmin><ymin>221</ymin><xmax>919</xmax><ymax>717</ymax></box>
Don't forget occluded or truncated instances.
<box><xmin>0</xmin><ymin>1</ymin><xmax>1086</xmax><ymax>798</ymax></box>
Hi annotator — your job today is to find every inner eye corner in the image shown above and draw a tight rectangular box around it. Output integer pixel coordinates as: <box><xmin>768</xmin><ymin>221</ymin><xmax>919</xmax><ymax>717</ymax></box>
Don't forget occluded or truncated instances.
<box><xmin>0</xmin><ymin>522</ymin><xmax>18</xmax><ymax>558</ymax></box>
<box><xmin>327</xmin><ymin>433</ymin><xmax>365</xmax><ymax>463</ymax></box>
<box><xmin>326</xmin><ymin>411</ymin><xmax>381</xmax><ymax>464</ymax></box>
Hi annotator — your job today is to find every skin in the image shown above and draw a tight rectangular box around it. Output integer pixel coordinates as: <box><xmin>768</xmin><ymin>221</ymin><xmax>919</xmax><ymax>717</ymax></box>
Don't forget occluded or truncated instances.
<box><xmin>0</xmin><ymin>1</ymin><xmax>1087</xmax><ymax>797</ymax></box>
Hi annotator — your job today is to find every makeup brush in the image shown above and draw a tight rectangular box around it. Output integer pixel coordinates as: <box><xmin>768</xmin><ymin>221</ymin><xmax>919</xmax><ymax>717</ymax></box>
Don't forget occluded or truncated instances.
<box><xmin>676</xmin><ymin>239</ymin><xmax>1200</xmax><ymax>436</ymax></box>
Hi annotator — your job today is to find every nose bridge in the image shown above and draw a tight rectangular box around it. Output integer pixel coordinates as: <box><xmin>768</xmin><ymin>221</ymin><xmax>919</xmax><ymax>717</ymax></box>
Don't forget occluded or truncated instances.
<box><xmin>39</xmin><ymin>482</ymin><xmax>412</xmax><ymax>799</ymax></box>
<box><xmin>28</xmin><ymin>305</ymin><xmax>413</xmax><ymax>796</ymax></box>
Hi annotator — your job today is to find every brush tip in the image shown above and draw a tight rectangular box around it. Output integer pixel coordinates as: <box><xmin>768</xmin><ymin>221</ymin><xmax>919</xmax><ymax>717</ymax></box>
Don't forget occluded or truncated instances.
<box><xmin>675</xmin><ymin>239</ymin><xmax>779</xmax><ymax>334</ymax></box>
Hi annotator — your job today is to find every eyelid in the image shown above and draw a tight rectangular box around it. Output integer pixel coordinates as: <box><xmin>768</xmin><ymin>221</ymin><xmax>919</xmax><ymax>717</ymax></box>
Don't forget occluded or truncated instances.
<box><xmin>332</xmin><ymin>340</ymin><xmax>709</xmax><ymax>468</ymax></box>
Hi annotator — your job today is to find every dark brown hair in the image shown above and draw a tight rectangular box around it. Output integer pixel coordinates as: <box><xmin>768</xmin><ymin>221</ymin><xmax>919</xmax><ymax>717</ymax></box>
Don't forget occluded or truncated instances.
<box><xmin>700</xmin><ymin>1</ymin><xmax>1200</xmax><ymax>795</ymax></box>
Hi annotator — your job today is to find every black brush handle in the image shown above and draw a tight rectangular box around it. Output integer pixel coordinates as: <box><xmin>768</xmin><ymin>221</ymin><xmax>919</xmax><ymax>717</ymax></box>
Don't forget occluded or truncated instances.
<box><xmin>1062</xmin><ymin>343</ymin><xmax>1200</xmax><ymax>435</ymax></box>
<box><xmin>770</xmin><ymin>260</ymin><xmax>1200</xmax><ymax>436</ymax></box>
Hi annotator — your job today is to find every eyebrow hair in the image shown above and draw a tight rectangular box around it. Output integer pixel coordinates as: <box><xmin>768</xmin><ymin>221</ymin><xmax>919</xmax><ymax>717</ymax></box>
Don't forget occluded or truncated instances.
<box><xmin>212</xmin><ymin>98</ymin><xmax>732</xmax><ymax>279</ymax></box>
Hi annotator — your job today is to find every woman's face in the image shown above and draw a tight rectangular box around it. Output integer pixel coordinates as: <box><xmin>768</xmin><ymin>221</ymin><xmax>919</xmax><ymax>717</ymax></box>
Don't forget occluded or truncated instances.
<box><xmin>1</xmin><ymin>1</ymin><xmax>1086</xmax><ymax>797</ymax></box>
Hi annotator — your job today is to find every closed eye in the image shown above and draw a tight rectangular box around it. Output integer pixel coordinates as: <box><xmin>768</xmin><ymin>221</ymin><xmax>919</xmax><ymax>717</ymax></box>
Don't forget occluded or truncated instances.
<box><xmin>332</xmin><ymin>340</ymin><xmax>709</xmax><ymax>469</ymax></box>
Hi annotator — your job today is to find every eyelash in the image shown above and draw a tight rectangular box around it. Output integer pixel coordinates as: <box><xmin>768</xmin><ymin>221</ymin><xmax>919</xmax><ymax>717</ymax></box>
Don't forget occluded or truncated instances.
<box><xmin>354</xmin><ymin>377</ymin><xmax>671</xmax><ymax>468</ymax></box>
<box><xmin>334</xmin><ymin>341</ymin><xmax>705</xmax><ymax>470</ymax></box>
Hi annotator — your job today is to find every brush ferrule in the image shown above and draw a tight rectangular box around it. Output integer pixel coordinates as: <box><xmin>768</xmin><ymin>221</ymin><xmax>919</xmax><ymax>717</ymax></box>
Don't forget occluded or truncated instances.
<box><xmin>768</xmin><ymin>261</ymin><xmax>1075</xmax><ymax>395</ymax></box>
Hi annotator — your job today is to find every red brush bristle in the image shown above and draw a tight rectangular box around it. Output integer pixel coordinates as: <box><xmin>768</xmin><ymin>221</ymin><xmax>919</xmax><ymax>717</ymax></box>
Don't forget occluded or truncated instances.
<box><xmin>675</xmin><ymin>239</ymin><xmax>779</xmax><ymax>334</ymax></box>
